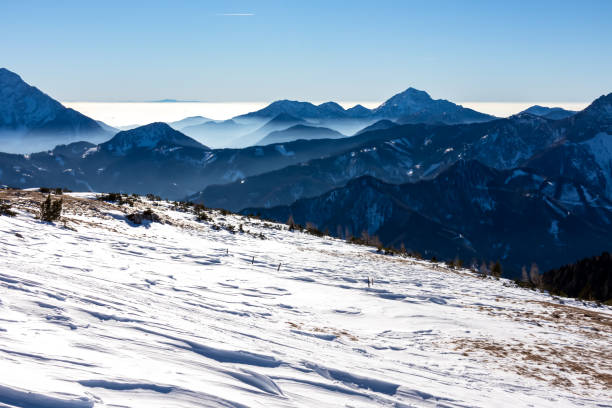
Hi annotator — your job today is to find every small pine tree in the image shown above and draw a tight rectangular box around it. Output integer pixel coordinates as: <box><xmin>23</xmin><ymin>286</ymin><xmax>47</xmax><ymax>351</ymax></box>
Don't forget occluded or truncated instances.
<box><xmin>479</xmin><ymin>261</ymin><xmax>489</xmax><ymax>276</ymax></box>
<box><xmin>491</xmin><ymin>260</ymin><xmax>502</xmax><ymax>277</ymax></box>
<box><xmin>529</xmin><ymin>263</ymin><xmax>542</xmax><ymax>287</ymax></box>
<box><xmin>370</xmin><ymin>235</ymin><xmax>382</xmax><ymax>249</ymax></box>
<box><xmin>336</xmin><ymin>225</ymin><xmax>343</xmax><ymax>239</ymax></box>
<box><xmin>360</xmin><ymin>230</ymin><xmax>370</xmax><ymax>245</ymax></box>
<box><xmin>40</xmin><ymin>194</ymin><xmax>62</xmax><ymax>222</ymax></box>
<box><xmin>344</xmin><ymin>226</ymin><xmax>352</xmax><ymax>242</ymax></box>
<box><xmin>287</xmin><ymin>215</ymin><xmax>296</xmax><ymax>231</ymax></box>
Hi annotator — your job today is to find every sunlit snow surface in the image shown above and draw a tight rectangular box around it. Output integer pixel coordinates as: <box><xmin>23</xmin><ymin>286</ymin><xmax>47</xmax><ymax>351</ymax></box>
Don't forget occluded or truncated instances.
<box><xmin>0</xmin><ymin>192</ymin><xmax>610</xmax><ymax>408</ymax></box>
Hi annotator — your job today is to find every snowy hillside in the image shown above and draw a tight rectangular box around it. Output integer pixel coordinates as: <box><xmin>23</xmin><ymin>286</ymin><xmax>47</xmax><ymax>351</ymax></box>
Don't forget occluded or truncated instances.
<box><xmin>0</xmin><ymin>190</ymin><xmax>610</xmax><ymax>407</ymax></box>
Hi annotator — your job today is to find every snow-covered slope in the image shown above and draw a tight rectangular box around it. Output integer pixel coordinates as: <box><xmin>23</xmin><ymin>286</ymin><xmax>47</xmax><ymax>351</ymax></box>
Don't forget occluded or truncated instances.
<box><xmin>0</xmin><ymin>190</ymin><xmax>610</xmax><ymax>407</ymax></box>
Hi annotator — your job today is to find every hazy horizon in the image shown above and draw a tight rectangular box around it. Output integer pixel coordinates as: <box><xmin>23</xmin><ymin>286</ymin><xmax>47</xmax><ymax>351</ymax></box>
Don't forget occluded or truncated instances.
<box><xmin>63</xmin><ymin>100</ymin><xmax>591</xmax><ymax>127</ymax></box>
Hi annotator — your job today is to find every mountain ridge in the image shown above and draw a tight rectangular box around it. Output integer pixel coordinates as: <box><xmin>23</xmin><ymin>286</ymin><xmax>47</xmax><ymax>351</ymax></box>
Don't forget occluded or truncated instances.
<box><xmin>246</xmin><ymin>159</ymin><xmax>612</xmax><ymax>276</ymax></box>
<box><xmin>0</xmin><ymin>68</ymin><xmax>112</xmax><ymax>152</ymax></box>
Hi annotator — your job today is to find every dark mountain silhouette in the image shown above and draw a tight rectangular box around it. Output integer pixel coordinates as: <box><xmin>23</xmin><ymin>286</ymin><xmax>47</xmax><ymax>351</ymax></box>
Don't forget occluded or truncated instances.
<box><xmin>101</xmin><ymin>122</ymin><xmax>208</xmax><ymax>153</ymax></box>
<box><xmin>248</xmin><ymin>161</ymin><xmax>612</xmax><ymax>277</ymax></box>
<box><xmin>235</xmin><ymin>100</ymin><xmax>361</xmax><ymax>121</ymax></box>
<box><xmin>355</xmin><ymin>119</ymin><xmax>398</xmax><ymax>135</ymax></box>
<box><xmin>256</xmin><ymin>125</ymin><xmax>344</xmax><ymax>146</ymax></box>
<box><xmin>346</xmin><ymin>104</ymin><xmax>372</xmax><ymax>117</ymax></box>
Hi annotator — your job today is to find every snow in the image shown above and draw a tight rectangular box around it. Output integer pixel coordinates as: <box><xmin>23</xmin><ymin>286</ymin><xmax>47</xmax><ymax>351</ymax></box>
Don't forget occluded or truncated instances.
<box><xmin>0</xmin><ymin>192</ymin><xmax>610</xmax><ymax>408</ymax></box>
<box><xmin>82</xmin><ymin>147</ymin><xmax>99</xmax><ymax>158</ymax></box>
<box><xmin>583</xmin><ymin>132</ymin><xmax>612</xmax><ymax>199</ymax></box>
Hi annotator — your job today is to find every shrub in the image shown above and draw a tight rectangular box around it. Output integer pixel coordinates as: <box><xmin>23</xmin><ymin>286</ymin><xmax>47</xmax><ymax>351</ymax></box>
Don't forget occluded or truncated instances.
<box><xmin>97</xmin><ymin>192</ymin><xmax>123</xmax><ymax>202</ymax></box>
<box><xmin>0</xmin><ymin>201</ymin><xmax>16</xmax><ymax>217</ymax></box>
<box><xmin>146</xmin><ymin>193</ymin><xmax>161</xmax><ymax>201</ymax></box>
<box><xmin>193</xmin><ymin>204</ymin><xmax>209</xmax><ymax>221</ymax></box>
<box><xmin>126</xmin><ymin>208</ymin><xmax>161</xmax><ymax>224</ymax></box>
<box><xmin>98</xmin><ymin>192</ymin><xmax>137</xmax><ymax>206</ymax></box>
<box><xmin>446</xmin><ymin>258</ymin><xmax>464</xmax><ymax>269</ymax></box>
<box><xmin>305</xmin><ymin>222</ymin><xmax>324</xmax><ymax>237</ymax></box>
<box><xmin>40</xmin><ymin>194</ymin><xmax>62</xmax><ymax>221</ymax></box>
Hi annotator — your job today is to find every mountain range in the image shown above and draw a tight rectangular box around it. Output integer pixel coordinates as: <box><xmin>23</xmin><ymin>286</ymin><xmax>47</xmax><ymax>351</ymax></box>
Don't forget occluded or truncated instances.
<box><xmin>1</xmin><ymin>66</ymin><xmax>610</xmax><ymax>277</ymax></box>
<box><xmin>247</xmin><ymin>160</ymin><xmax>612</xmax><ymax>274</ymax></box>
<box><xmin>0</xmin><ymin>120</ymin><xmax>404</xmax><ymax>198</ymax></box>
<box><xmin>175</xmin><ymin>87</ymin><xmax>499</xmax><ymax>147</ymax></box>
<box><xmin>194</xmin><ymin>97</ymin><xmax>610</xmax><ymax>212</ymax></box>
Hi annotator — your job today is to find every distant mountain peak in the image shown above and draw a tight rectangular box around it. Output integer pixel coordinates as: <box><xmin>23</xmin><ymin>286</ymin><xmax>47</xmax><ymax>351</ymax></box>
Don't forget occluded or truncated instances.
<box><xmin>345</xmin><ymin>104</ymin><xmax>372</xmax><ymax>118</ymax></box>
<box><xmin>102</xmin><ymin>122</ymin><xmax>208</xmax><ymax>154</ymax></box>
<box><xmin>562</xmin><ymin>92</ymin><xmax>612</xmax><ymax>141</ymax></box>
<box><xmin>372</xmin><ymin>87</ymin><xmax>495</xmax><ymax>124</ymax></box>
<box><xmin>374</xmin><ymin>87</ymin><xmax>449</xmax><ymax>116</ymax></box>
<box><xmin>381</xmin><ymin>87</ymin><xmax>433</xmax><ymax>105</ymax></box>
<box><xmin>0</xmin><ymin>68</ymin><xmax>109</xmax><ymax>152</ymax></box>
<box><xmin>317</xmin><ymin>101</ymin><xmax>345</xmax><ymax>112</ymax></box>
<box><xmin>0</xmin><ymin>67</ymin><xmax>65</xmax><ymax>129</ymax></box>
<box><xmin>583</xmin><ymin>92</ymin><xmax>612</xmax><ymax>116</ymax></box>
<box><xmin>520</xmin><ymin>105</ymin><xmax>576</xmax><ymax>120</ymax></box>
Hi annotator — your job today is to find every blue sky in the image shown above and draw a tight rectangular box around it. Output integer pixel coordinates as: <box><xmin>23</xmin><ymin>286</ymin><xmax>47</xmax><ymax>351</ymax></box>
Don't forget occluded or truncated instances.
<box><xmin>1</xmin><ymin>0</ymin><xmax>611</xmax><ymax>102</ymax></box>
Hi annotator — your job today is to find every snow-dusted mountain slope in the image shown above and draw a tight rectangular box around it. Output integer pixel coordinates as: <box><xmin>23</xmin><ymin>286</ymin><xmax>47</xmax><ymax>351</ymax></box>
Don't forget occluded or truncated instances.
<box><xmin>0</xmin><ymin>68</ymin><xmax>113</xmax><ymax>153</ymax></box>
<box><xmin>0</xmin><ymin>190</ymin><xmax>610</xmax><ymax>407</ymax></box>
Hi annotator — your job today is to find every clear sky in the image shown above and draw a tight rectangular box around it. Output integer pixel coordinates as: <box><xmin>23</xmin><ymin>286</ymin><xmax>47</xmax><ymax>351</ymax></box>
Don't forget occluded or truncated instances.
<box><xmin>2</xmin><ymin>0</ymin><xmax>611</xmax><ymax>103</ymax></box>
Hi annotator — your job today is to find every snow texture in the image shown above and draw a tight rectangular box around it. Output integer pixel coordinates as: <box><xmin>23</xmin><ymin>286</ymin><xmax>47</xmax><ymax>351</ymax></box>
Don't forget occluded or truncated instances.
<box><xmin>0</xmin><ymin>192</ymin><xmax>610</xmax><ymax>407</ymax></box>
